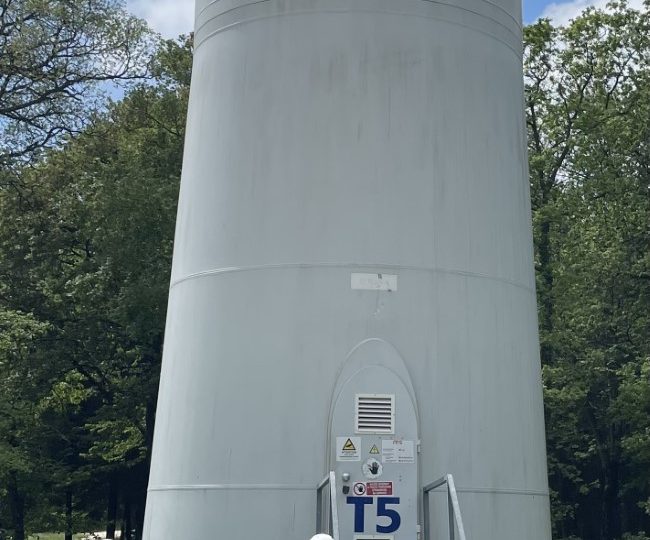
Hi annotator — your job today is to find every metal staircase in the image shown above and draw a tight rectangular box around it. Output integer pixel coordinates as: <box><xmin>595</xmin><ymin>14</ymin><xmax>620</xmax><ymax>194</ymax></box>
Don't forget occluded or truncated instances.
<box><xmin>314</xmin><ymin>472</ymin><xmax>466</xmax><ymax>540</ymax></box>
<box><xmin>423</xmin><ymin>474</ymin><xmax>467</xmax><ymax>540</ymax></box>
<box><xmin>316</xmin><ymin>471</ymin><xmax>340</xmax><ymax>540</ymax></box>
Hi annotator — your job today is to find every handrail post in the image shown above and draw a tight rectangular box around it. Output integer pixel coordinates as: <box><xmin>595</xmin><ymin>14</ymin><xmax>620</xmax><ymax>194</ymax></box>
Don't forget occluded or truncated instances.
<box><xmin>447</xmin><ymin>484</ymin><xmax>455</xmax><ymax>540</ymax></box>
<box><xmin>423</xmin><ymin>487</ymin><xmax>430</xmax><ymax>540</ymax></box>
<box><xmin>447</xmin><ymin>474</ymin><xmax>467</xmax><ymax>540</ymax></box>
<box><xmin>329</xmin><ymin>471</ymin><xmax>339</xmax><ymax>540</ymax></box>
<box><xmin>316</xmin><ymin>483</ymin><xmax>323</xmax><ymax>532</ymax></box>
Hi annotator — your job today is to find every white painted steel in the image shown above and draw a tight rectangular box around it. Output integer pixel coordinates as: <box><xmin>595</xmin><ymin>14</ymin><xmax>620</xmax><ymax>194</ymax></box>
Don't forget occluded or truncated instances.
<box><xmin>330</xmin><ymin>348</ymin><xmax>419</xmax><ymax>539</ymax></box>
<box><xmin>142</xmin><ymin>0</ymin><xmax>552</xmax><ymax>536</ymax></box>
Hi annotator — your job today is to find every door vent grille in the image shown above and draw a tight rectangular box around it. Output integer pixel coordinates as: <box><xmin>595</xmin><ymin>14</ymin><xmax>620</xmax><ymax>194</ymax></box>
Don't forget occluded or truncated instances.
<box><xmin>355</xmin><ymin>394</ymin><xmax>395</xmax><ymax>434</ymax></box>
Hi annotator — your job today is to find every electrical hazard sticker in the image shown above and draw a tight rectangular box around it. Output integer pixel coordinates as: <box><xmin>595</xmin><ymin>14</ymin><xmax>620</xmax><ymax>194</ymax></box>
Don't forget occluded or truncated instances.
<box><xmin>336</xmin><ymin>436</ymin><xmax>361</xmax><ymax>461</ymax></box>
<box><xmin>369</xmin><ymin>444</ymin><xmax>380</xmax><ymax>455</ymax></box>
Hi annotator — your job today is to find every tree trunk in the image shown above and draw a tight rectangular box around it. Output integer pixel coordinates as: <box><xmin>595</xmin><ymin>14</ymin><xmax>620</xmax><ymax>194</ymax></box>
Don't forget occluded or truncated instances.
<box><xmin>106</xmin><ymin>474</ymin><xmax>118</xmax><ymax>539</ymax></box>
<box><xmin>134</xmin><ymin>502</ymin><xmax>145</xmax><ymax>540</ymax></box>
<box><xmin>65</xmin><ymin>490</ymin><xmax>73</xmax><ymax>540</ymax></box>
<box><xmin>7</xmin><ymin>475</ymin><xmax>25</xmax><ymax>540</ymax></box>
<box><xmin>124</xmin><ymin>495</ymin><xmax>132</xmax><ymax>540</ymax></box>
<box><xmin>603</xmin><ymin>455</ymin><xmax>622</xmax><ymax>540</ymax></box>
<box><xmin>538</xmin><ymin>216</ymin><xmax>554</xmax><ymax>364</ymax></box>
<box><xmin>134</xmin><ymin>398</ymin><xmax>156</xmax><ymax>540</ymax></box>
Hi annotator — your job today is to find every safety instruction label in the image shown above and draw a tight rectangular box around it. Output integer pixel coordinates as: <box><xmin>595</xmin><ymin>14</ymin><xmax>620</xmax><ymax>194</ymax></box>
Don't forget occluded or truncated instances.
<box><xmin>366</xmin><ymin>481</ymin><xmax>393</xmax><ymax>496</ymax></box>
<box><xmin>382</xmin><ymin>439</ymin><xmax>415</xmax><ymax>464</ymax></box>
<box><xmin>337</xmin><ymin>436</ymin><xmax>361</xmax><ymax>461</ymax></box>
<box><xmin>352</xmin><ymin>481</ymin><xmax>393</xmax><ymax>496</ymax></box>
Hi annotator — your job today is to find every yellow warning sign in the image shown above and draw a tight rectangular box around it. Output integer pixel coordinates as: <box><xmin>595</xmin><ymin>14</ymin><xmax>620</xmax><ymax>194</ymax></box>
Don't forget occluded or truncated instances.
<box><xmin>343</xmin><ymin>438</ymin><xmax>357</xmax><ymax>451</ymax></box>
<box><xmin>370</xmin><ymin>444</ymin><xmax>380</xmax><ymax>455</ymax></box>
<box><xmin>336</xmin><ymin>436</ymin><xmax>361</xmax><ymax>461</ymax></box>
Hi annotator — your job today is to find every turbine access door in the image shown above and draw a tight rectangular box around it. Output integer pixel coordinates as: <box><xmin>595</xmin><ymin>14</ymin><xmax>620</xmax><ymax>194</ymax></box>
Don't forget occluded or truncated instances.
<box><xmin>330</xmin><ymin>341</ymin><xmax>419</xmax><ymax>540</ymax></box>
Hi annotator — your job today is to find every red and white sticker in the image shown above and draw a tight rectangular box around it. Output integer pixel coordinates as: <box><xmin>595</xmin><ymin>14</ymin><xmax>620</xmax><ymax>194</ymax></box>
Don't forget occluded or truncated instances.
<box><xmin>353</xmin><ymin>482</ymin><xmax>367</xmax><ymax>495</ymax></box>
<box><xmin>366</xmin><ymin>481</ymin><xmax>393</xmax><ymax>496</ymax></box>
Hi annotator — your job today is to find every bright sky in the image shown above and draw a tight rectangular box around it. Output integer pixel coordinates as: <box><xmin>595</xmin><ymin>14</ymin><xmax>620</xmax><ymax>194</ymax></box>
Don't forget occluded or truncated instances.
<box><xmin>126</xmin><ymin>0</ymin><xmax>646</xmax><ymax>38</ymax></box>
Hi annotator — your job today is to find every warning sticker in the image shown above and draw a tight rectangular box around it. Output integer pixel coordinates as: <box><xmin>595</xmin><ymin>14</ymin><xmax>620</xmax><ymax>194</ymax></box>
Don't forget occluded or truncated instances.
<box><xmin>343</xmin><ymin>438</ymin><xmax>356</xmax><ymax>451</ymax></box>
<box><xmin>336</xmin><ymin>436</ymin><xmax>361</xmax><ymax>461</ymax></box>
<box><xmin>353</xmin><ymin>482</ymin><xmax>367</xmax><ymax>495</ymax></box>
<box><xmin>382</xmin><ymin>439</ymin><xmax>415</xmax><ymax>464</ymax></box>
<box><xmin>366</xmin><ymin>481</ymin><xmax>393</xmax><ymax>496</ymax></box>
<box><xmin>369</xmin><ymin>444</ymin><xmax>380</xmax><ymax>455</ymax></box>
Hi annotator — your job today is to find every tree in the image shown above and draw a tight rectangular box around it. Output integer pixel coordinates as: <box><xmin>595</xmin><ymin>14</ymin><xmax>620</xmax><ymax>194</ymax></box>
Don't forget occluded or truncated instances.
<box><xmin>0</xmin><ymin>309</ymin><xmax>51</xmax><ymax>540</ymax></box>
<box><xmin>0</xmin><ymin>0</ymin><xmax>153</xmax><ymax>167</ymax></box>
<box><xmin>0</xmin><ymin>36</ymin><xmax>190</xmax><ymax>538</ymax></box>
<box><xmin>525</xmin><ymin>2</ymin><xmax>650</xmax><ymax>537</ymax></box>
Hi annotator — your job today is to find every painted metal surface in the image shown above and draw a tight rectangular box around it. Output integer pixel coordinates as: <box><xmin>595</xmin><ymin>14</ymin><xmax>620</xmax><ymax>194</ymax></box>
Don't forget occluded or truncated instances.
<box><xmin>142</xmin><ymin>0</ymin><xmax>552</xmax><ymax>537</ymax></box>
<box><xmin>330</xmin><ymin>345</ymin><xmax>418</xmax><ymax>539</ymax></box>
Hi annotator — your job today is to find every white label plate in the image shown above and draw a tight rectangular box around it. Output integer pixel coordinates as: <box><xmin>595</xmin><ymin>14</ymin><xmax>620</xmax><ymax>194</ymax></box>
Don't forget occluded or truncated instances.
<box><xmin>336</xmin><ymin>436</ymin><xmax>362</xmax><ymax>461</ymax></box>
<box><xmin>381</xmin><ymin>439</ymin><xmax>415</xmax><ymax>463</ymax></box>
<box><xmin>351</xmin><ymin>273</ymin><xmax>397</xmax><ymax>291</ymax></box>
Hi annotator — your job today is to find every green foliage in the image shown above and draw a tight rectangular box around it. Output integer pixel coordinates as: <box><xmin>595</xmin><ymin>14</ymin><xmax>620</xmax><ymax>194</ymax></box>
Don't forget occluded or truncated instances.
<box><xmin>526</xmin><ymin>1</ymin><xmax>650</xmax><ymax>538</ymax></box>
<box><xmin>0</xmin><ymin>0</ymin><xmax>154</xmax><ymax>166</ymax></box>
<box><xmin>0</xmin><ymin>309</ymin><xmax>50</xmax><ymax>477</ymax></box>
<box><xmin>0</xmin><ymin>36</ymin><xmax>190</xmax><ymax>538</ymax></box>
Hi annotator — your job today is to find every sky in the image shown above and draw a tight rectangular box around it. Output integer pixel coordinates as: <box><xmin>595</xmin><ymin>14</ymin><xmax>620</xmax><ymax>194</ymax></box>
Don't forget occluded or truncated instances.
<box><xmin>126</xmin><ymin>0</ymin><xmax>646</xmax><ymax>39</ymax></box>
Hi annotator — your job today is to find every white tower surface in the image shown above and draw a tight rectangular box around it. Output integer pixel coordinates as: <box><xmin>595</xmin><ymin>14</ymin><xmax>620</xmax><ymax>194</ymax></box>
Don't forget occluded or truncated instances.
<box><xmin>143</xmin><ymin>0</ymin><xmax>552</xmax><ymax>538</ymax></box>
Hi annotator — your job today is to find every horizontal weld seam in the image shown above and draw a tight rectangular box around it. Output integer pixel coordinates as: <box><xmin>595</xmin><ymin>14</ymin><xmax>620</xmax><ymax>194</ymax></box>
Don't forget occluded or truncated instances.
<box><xmin>169</xmin><ymin>262</ymin><xmax>535</xmax><ymax>293</ymax></box>
<box><xmin>148</xmin><ymin>484</ymin><xmax>315</xmax><ymax>492</ymax></box>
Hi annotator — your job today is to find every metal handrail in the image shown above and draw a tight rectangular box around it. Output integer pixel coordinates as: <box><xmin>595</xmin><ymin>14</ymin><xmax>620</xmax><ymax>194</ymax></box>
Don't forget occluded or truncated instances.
<box><xmin>423</xmin><ymin>474</ymin><xmax>467</xmax><ymax>540</ymax></box>
<box><xmin>316</xmin><ymin>471</ymin><xmax>340</xmax><ymax>540</ymax></box>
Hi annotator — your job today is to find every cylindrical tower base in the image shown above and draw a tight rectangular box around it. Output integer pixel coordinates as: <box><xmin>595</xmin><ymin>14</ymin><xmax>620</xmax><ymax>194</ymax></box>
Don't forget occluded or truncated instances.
<box><xmin>143</xmin><ymin>0</ymin><xmax>552</xmax><ymax>538</ymax></box>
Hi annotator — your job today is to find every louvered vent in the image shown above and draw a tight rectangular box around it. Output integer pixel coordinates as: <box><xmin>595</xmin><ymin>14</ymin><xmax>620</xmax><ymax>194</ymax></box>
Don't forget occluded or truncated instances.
<box><xmin>355</xmin><ymin>394</ymin><xmax>395</xmax><ymax>434</ymax></box>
